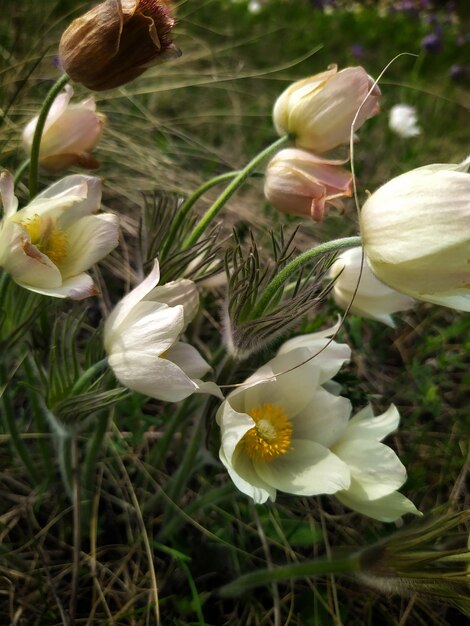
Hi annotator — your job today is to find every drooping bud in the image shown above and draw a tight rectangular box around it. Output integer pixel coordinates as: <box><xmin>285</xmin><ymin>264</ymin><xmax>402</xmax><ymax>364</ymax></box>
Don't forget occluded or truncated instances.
<box><xmin>59</xmin><ymin>0</ymin><xmax>181</xmax><ymax>91</ymax></box>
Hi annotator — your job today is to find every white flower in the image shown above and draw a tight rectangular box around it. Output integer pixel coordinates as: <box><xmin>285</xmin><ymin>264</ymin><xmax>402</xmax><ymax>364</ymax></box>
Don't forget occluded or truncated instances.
<box><xmin>23</xmin><ymin>85</ymin><xmax>106</xmax><ymax>171</ymax></box>
<box><xmin>104</xmin><ymin>261</ymin><xmax>222</xmax><ymax>402</ymax></box>
<box><xmin>329</xmin><ymin>247</ymin><xmax>415</xmax><ymax>326</ymax></box>
<box><xmin>389</xmin><ymin>104</ymin><xmax>421</xmax><ymax>138</ymax></box>
<box><xmin>273</xmin><ymin>65</ymin><xmax>381</xmax><ymax>153</ymax></box>
<box><xmin>360</xmin><ymin>157</ymin><xmax>470</xmax><ymax>311</ymax></box>
<box><xmin>0</xmin><ymin>172</ymin><xmax>119</xmax><ymax>299</ymax></box>
<box><xmin>216</xmin><ymin>325</ymin><xmax>419</xmax><ymax>521</ymax></box>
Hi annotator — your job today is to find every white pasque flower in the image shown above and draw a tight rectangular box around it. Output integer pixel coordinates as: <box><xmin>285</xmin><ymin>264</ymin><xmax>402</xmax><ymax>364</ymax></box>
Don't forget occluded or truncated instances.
<box><xmin>22</xmin><ymin>85</ymin><xmax>106</xmax><ymax>171</ymax></box>
<box><xmin>361</xmin><ymin>157</ymin><xmax>470</xmax><ymax>311</ymax></box>
<box><xmin>217</xmin><ymin>325</ymin><xmax>419</xmax><ymax>521</ymax></box>
<box><xmin>389</xmin><ymin>104</ymin><xmax>421</xmax><ymax>138</ymax></box>
<box><xmin>0</xmin><ymin>172</ymin><xmax>119</xmax><ymax>299</ymax></box>
<box><xmin>104</xmin><ymin>260</ymin><xmax>222</xmax><ymax>402</ymax></box>
<box><xmin>329</xmin><ymin>247</ymin><xmax>415</xmax><ymax>326</ymax></box>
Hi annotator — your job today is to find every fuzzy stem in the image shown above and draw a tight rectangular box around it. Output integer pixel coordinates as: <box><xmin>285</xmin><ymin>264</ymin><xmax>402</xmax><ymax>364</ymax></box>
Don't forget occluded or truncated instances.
<box><xmin>28</xmin><ymin>73</ymin><xmax>69</xmax><ymax>200</ymax></box>
<box><xmin>182</xmin><ymin>135</ymin><xmax>290</xmax><ymax>249</ymax></box>
<box><xmin>249</xmin><ymin>236</ymin><xmax>362</xmax><ymax>320</ymax></box>
<box><xmin>160</xmin><ymin>171</ymin><xmax>242</xmax><ymax>260</ymax></box>
<box><xmin>220</xmin><ymin>554</ymin><xmax>361</xmax><ymax>597</ymax></box>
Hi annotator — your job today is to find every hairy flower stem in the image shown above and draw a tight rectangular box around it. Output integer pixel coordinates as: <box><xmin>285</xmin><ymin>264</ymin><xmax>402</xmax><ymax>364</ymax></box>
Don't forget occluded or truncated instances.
<box><xmin>182</xmin><ymin>135</ymin><xmax>290</xmax><ymax>249</ymax></box>
<box><xmin>220</xmin><ymin>554</ymin><xmax>361</xmax><ymax>597</ymax></box>
<box><xmin>250</xmin><ymin>236</ymin><xmax>362</xmax><ymax>320</ymax></box>
<box><xmin>28</xmin><ymin>73</ymin><xmax>69</xmax><ymax>200</ymax></box>
<box><xmin>70</xmin><ymin>358</ymin><xmax>108</xmax><ymax>395</ymax></box>
<box><xmin>69</xmin><ymin>432</ymin><xmax>81</xmax><ymax>624</ymax></box>
<box><xmin>160</xmin><ymin>171</ymin><xmax>241</xmax><ymax>260</ymax></box>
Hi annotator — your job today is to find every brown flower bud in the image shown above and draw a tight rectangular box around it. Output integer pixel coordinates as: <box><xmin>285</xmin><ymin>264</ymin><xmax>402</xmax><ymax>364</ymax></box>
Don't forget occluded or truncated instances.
<box><xmin>59</xmin><ymin>0</ymin><xmax>181</xmax><ymax>91</ymax></box>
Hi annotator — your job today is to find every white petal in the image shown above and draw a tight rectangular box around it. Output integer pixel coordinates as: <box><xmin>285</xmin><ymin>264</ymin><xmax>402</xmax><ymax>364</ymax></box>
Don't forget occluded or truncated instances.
<box><xmin>220</xmin><ymin>446</ymin><xmax>275</xmax><ymax>504</ymax></box>
<box><xmin>59</xmin><ymin>213</ymin><xmax>119</xmax><ymax>278</ymax></box>
<box><xmin>292</xmin><ymin>387</ymin><xmax>351</xmax><ymax>447</ymax></box>
<box><xmin>105</xmin><ymin>260</ymin><xmax>160</xmax><ymax>333</ymax></box>
<box><xmin>22</xmin><ymin>85</ymin><xmax>73</xmax><ymax>146</ymax></box>
<box><xmin>192</xmin><ymin>380</ymin><xmax>223</xmax><ymax>399</ymax></box>
<box><xmin>343</xmin><ymin>404</ymin><xmax>400</xmax><ymax>442</ymax></box>
<box><xmin>17</xmin><ymin>272</ymin><xmax>96</xmax><ymax>300</ymax></box>
<box><xmin>336</xmin><ymin>486</ymin><xmax>421</xmax><ymax>522</ymax></box>
<box><xmin>165</xmin><ymin>342</ymin><xmax>211</xmax><ymax>379</ymax></box>
<box><xmin>255</xmin><ymin>439</ymin><xmax>351</xmax><ymax>496</ymax></box>
<box><xmin>332</xmin><ymin>438</ymin><xmax>407</xmax><ymax>499</ymax></box>
<box><xmin>34</xmin><ymin>175</ymin><xmax>102</xmax><ymax>226</ymax></box>
<box><xmin>105</xmin><ymin>301</ymin><xmax>184</xmax><ymax>355</ymax></box>
<box><xmin>108</xmin><ymin>350</ymin><xmax>198</xmax><ymax>401</ymax></box>
<box><xmin>415</xmin><ymin>289</ymin><xmax>470</xmax><ymax>312</ymax></box>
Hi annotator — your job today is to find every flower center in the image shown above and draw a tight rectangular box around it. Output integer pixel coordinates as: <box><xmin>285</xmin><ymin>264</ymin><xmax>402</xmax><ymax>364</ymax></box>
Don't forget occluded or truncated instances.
<box><xmin>23</xmin><ymin>214</ymin><xmax>68</xmax><ymax>266</ymax></box>
<box><xmin>242</xmin><ymin>403</ymin><xmax>293</xmax><ymax>463</ymax></box>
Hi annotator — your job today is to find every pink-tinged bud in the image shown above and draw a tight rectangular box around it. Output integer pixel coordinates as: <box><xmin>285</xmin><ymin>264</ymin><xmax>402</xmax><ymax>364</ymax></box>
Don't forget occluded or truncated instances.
<box><xmin>22</xmin><ymin>86</ymin><xmax>106</xmax><ymax>172</ymax></box>
<box><xmin>273</xmin><ymin>65</ymin><xmax>381</xmax><ymax>153</ymax></box>
<box><xmin>264</xmin><ymin>148</ymin><xmax>353</xmax><ymax>221</ymax></box>
<box><xmin>59</xmin><ymin>0</ymin><xmax>181</xmax><ymax>91</ymax></box>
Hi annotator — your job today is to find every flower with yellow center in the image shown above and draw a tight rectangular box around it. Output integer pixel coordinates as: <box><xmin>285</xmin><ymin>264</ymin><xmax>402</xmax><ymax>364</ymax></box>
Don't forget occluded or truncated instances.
<box><xmin>217</xmin><ymin>325</ymin><xmax>420</xmax><ymax>521</ymax></box>
<box><xmin>0</xmin><ymin>172</ymin><xmax>119</xmax><ymax>299</ymax></box>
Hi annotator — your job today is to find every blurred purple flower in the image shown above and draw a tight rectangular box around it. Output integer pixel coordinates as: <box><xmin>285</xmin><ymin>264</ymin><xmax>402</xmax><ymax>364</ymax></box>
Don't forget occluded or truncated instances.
<box><xmin>350</xmin><ymin>43</ymin><xmax>365</xmax><ymax>59</ymax></box>
<box><xmin>449</xmin><ymin>64</ymin><xmax>468</xmax><ymax>82</ymax></box>
<box><xmin>421</xmin><ymin>32</ymin><xmax>442</xmax><ymax>53</ymax></box>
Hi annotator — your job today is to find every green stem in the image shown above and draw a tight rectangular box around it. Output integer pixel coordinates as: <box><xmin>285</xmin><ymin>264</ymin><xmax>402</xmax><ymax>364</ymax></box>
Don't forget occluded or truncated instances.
<box><xmin>160</xmin><ymin>171</ymin><xmax>242</xmax><ymax>260</ymax></box>
<box><xmin>70</xmin><ymin>358</ymin><xmax>108</xmax><ymax>396</ymax></box>
<box><xmin>28</xmin><ymin>73</ymin><xmax>69</xmax><ymax>200</ymax></box>
<box><xmin>219</xmin><ymin>554</ymin><xmax>360</xmax><ymax>597</ymax></box>
<box><xmin>57</xmin><ymin>431</ymin><xmax>73</xmax><ymax>499</ymax></box>
<box><xmin>250</xmin><ymin>236</ymin><xmax>362</xmax><ymax>320</ymax></box>
<box><xmin>182</xmin><ymin>135</ymin><xmax>290</xmax><ymax>249</ymax></box>
<box><xmin>13</xmin><ymin>158</ymin><xmax>30</xmax><ymax>186</ymax></box>
<box><xmin>83</xmin><ymin>411</ymin><xmax>109</xmax><ymax>495</ymax></box>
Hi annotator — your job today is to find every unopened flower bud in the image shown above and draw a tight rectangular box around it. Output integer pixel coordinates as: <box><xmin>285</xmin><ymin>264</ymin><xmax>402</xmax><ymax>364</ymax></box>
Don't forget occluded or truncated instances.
<box><xmin>22</xmin><ymin>85</ymin><xmax>105</xmax><ymax>171</ymax></box>
<box><xmin>264</xmin><ymin>148</ymin><xmax>353</xmax><ymax>221</ymax></box>
<box><xmin>59</xmin><ymin>0</ymin><xmax>181</xmax><ymax>91</ymax></box>
<box><xmin>273</xmin><ymin>65</ymin><xmax>381</xmax><ymax>153</ymax></box>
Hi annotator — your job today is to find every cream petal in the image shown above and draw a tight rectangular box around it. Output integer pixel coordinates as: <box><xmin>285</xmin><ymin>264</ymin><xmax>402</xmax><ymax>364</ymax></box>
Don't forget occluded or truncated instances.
<box><xmin>416</xmin><ymin>289</ymin><xmax>470</xmax><ymax>312</ymax></box>
<box><xmin>105</xmin><ymin>260</ymin><xmax>160</xmax><ymax>333</ymax></box>
<box><xmin>343</xmin><ymin>404</ymin><xmax>400</xmax><ymax>442</ymax></box>
<box><xmin>108</xmin><ymin>349</ymin><xmax>198</xmax><ymax>401</ymax></box>
<box><xmin>192</xmin><ymin>380</ymin><xmax>223</xmax><ymax>399</ymax></box>
<box><xmin>255</xmin><ymin>439</ymin><xmax>351</xmax><ymax>496</ymax></box>
<box><xmin>292</xmin><ymin>387</ymin><xmax>351</xmax><ymax>447</ymax></box>
<box><xmin>22</xmin><ymin>85</ymin><xmax>73</xmax><ymax>146</ymax></box>
<box><xmin>32</xmin><ymin>175</ymin><xmax>102</xmax><ymax>226</ymax></box>
<box><xmin>38</xmin><ymin>107</ymin><xmax>103</xmax><ymax>158</ymax></box>
<box><xmin>165</xmin><ymin>342</ymin><xmax>211</xmax><ymax>379</ymax></box>
<box><xmin>105</xmin><ymin>301</ymin><xmax>184</xmax><ymax>355</ymax></box>
<box><xmin>18</xmin><ymin>272</ymin><xmax>96</xmax><ymax>300</ymax></box>
<box><xmin>59</xmin><ymin>213</ymin><xmax>119</xmax><ymax>278</ymax></box>
<box><xmin>336</xmin><ymin>486</ymin><xmax>421</xmax><ymax>522</ymax></box>
<box><xmin>332</xmin><ymin>438</ymin><xmax>407</xmax><ymax>499</ymax></box>
<box><xmin>220</xmin><ymin>446</ymin><xmax>275</xmax><ymax>504</ymax></box>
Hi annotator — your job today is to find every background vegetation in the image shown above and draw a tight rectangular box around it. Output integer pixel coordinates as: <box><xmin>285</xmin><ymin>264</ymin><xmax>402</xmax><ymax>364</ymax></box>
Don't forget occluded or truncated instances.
<box><xmin>0</xmin><ymin>1</ymin><xmax>469</xmax><ymax>624</ymax></box>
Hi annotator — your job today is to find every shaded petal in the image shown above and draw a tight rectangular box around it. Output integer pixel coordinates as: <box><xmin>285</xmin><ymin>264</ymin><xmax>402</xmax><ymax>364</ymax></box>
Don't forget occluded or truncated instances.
<box><xmin>292</xmin><ymin>387</ymin><xmax>351</xmax><ymax>447</ymax></box>
<box><xmin>332</xmin><ymin>438</ymin><xmax>407</xmax><ymax>499</ymax></box>
<box><xmin>165</xmin><ymin>342</ymin><xmax>211</xmax><ymax>379</ymax></box>
<box><xmin>18</xmin><ymin>272</ymin><xmax>96</xmax><ymax>300</ymax></box>
<box><xmin>108</xmin><ymin>349</ymin><xmax>198</xmax><ymax>401</ymax></box>
<box><xmin>336</xmin><ymin>486</ymin><xmax>421</xmax><ymax>522</ymax></box>
<box><xmin>59</xmin><ymin>213</ymin><xmax>119</xmax><ymax>278</ymax></box>
<box><xmin>255</xmin><ymin>439</ymin><xmax>350</xmax><ymax>496</ymax></box>
<box><xmin>192</xmin><ymin>380</ymin><xmax>223</xmax><ymax>399</ymax></box>
<box><xmin>0</xmin><ymin>171</ymin><xmax>18</xmax><ymax>216</ymax></box>
<box><xmin>148</xmin><ymin>279</ymin><xmax>199</xmax><ymax>326</ymax></box>
<box><xmin>219</xmin><ymin>446</ymin><xmax>275</xmax><ymax>504</ymax></box>
<box><xmin>216</xmin><ymin>400</ymin><xmax>255</xmax><ymax>464</ymax></box>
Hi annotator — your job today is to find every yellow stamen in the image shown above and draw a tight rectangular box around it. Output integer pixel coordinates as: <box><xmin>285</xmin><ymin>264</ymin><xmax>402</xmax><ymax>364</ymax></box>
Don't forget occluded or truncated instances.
<box><xmin>241</xmin><ymin>403</ymin><xmax>293</xmax><ymax>463</ymax></box>
<box><xmin>22</xmin><ymin>214</ymin><xmax>68</xmax><ymax>266</ymax></box>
